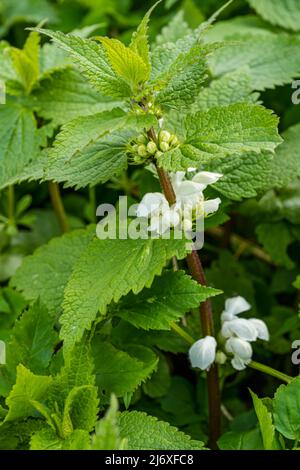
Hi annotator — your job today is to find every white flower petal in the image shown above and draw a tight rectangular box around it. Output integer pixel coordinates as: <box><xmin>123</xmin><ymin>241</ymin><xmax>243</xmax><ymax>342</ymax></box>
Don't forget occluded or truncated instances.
<box><xmin>187</xmin><ymin>167</ymin><xmax>197</xmax><ymax>172</ymax></box>
<box><xmin>192</xmin><ymin>171</ymin><xmax>223</xmax><ymax>189</ymax></box>
<box><xmin>231</xmin><ymin>355</ymin><xmax>250</xmax><ymax>371</ymax></box>
<box><xmin>203</xmin><ymin>198</ymin><xmax>221</xmax><ymax>215</ymax></box>
<box><xmin>224</xmin><ymin>296</ymin><xmax>251</xmax><ymax>317</ymax></box>
<box><xmin>221</xmin><ymin>311</ymin><xmax>235</xmax><ymax>322</ymax></box>
<box><xmin>225</xmin><ymin>337</ymin><xmax>253</xmax><ymax>361</ymax></box>
<box><xmin>221</xmin><ymin>318</ymin><xmax>258</xmax><ymax>342</ymax></box>
<box><xmin>249</xmin><ymin>318</ymin><xmax>270</xmax><ymax>341</ymax></box>
<box><xmin>136</xmin><ymin>193</ymin><xmax>168</xmax><ymax>218</ymax></box>
<box><xmin>189</xmin><ymin>336</ymin><xmax>217</xmax><ymax>371</ymax></box>
<box><xmin>0</xmin><ymin>341</ymin><xmax>6</xmax><ymax>365</ymax></box>
<box><xmin>170</xmin><ymin>171</ymin><xmax>186</xmax><ymax>187</ymax></box>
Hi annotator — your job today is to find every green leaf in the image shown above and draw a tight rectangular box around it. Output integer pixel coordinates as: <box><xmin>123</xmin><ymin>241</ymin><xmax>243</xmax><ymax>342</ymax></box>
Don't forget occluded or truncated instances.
<box><xmin>155</xmin><ymin>43</ymin><xmax>208</xmax><ymax>110</ymax></box>
<box><xmin>48</xmin><ymin>343</ymin><xmax>96</xmax><ymax>411</ymax></box>
<box><xmin>130</xmin><ymin>2</ymin><xmax>160</xmax><ymax>72</ymax></box>
<box><xmin>250</xmin><ymin>390</ymin><xmax>280</xmax><ymax>450</ymax></box>
<box><xmin>99</xmin><ymin>37</ymin><xmax>149</xmax><ymax>90</ymax></box>
<box><xmin>11</xmin><ymin>227</ymin><xmax>95</xmax><ymax>314</ymax></box>
<box><xmin>143</xmin><ymin>354</ymin><xmax>171</xmax><ymax>398</ymax></box>
<box><xmin>248</xmin><ymin>0</ymin><xmax>300</xmax><ymax>32</ymax></box>
<box><xmin>0</xmin><ymin>103</ymin><xmax>39</xmax><ymax>190</ymax></box>
<box><xmin>274</xmin><ymin>376</ymin><xmax>300</xmax><ymax>440</ymax></box>
<box><xmin>158</xmin><ymin>104</ymin><xmax>281</xmax><ymax>171</ymax></box>
<box><xmin>92</xmin><ymin>395</ymin><xmax>127</xmax><ymax>450</ymax></box>
<box><xmin>63</xmin><ymin>385</ymin><xmax>99</xmax><ymax>433</ymax></box>
<box><xmin>0</xmin><ymin>419</ymin><xmax>45</xmax><ymax>450</ymax></box>
<box><xmin>32</xmin><ymin>28</ymin><xmax>132</xmax><ymax>99</ymax></box>
<box><xmin>116</xmin><ymin>270</ymin><xmax>221</xmax><ymax>330</ymax></box>
<box><xmin>61</xmin><ymin>237</ymin><xmax>189</xmax><ymax>353</ymax></box>
<box><xmin>5</xmin><ymin>365</ymin><xmax>52</xmax><ymax>422</ymax></box>
<box><xmin>9</xmin><ymin>31</ymin><xmax>40</xmax><ymax>94</ymax></box>
<box><xmin>0</xmin><ymin>301</ymin><xmax>58</xmax><ymax>396</ymax></box>
<box><xmin>191</xmin><ymin>69</ymin><xmax>259</xmax><ymax>113</ymax></box>
<box><xmin>208</xmin><ymin>151</ymin><xmax>274</xmax><ymax>201</ymax></box>
<box><xmin>209</xmin><ymin>35</ymin><xmax>300</xmax><ymax>90</ymax></box>
<box><xmin>156</xmin><ymin>11</ymin><xmax>191</xmax><ymax>45</ymax></box>
<box><xmin>9</xmin><ymin>301</ymin><xmax>57</xmax><ymax>373</ymax></box>
<box><xmin>45</xmin><ymin>110</ymin><xmax>156</xmax><ymax>189</ymax></box>
<box><xmin>92</xmin><ymin>341</ymin><xmax>158</xmax><ymax>400</ymax></box>
<box><xmin>256</xmin><ymin>222</ymin><xmax>294</xmax><ymax>269</ymax></box>
<box><xmin>118</xmin><ymin>411</ymin><xmax>205</xmax><ymax>450</ymax></box>
<box><xmin>33</xmin><ymin>68</ymin><xmax>121</xmax><ymax>127</ymax></box>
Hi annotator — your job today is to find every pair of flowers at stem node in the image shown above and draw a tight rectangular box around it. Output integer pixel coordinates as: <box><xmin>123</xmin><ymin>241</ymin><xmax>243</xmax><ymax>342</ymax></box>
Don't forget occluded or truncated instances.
<box><xmin>189</xmin><ymin>296</ymin><xmax>270</xmax><ymax>372</ymax></box>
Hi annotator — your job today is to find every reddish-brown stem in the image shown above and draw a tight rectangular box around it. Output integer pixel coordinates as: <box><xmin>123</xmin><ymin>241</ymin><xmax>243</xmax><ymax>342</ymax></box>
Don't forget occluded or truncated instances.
<box><xmin>153</xmin><ymin>147</ymin><xmax>221</xmax><ymax>448</ymax></box>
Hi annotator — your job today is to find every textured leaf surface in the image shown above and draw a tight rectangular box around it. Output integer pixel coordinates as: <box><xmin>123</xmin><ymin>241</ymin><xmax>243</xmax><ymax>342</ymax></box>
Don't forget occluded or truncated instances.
<box><xmin>0</xmin><ymin>301</ymin><xmax>57</xmax><ymax>396</ymax></box>
<box><xmin>11</xmin><ymin>227</ymin><xmax>95</xmax><ymax>314</ymax></box>
<box><xmin>99</xmin><ymin>37</ymin><xmax>149</xmax><ymax>88</ymax></box>
<box><xmin>248</xmin><ymin>0</ymin><xmax>300</xmax><ymax>31</ymax></box>
<box><xmin>191</xmin><ymin>70</ymin><xmax>259</xmax><ymax>112</ymax></box>
<box><xmin>159</xmin><ymin>104</ymin><xmax>281</xmax><ymax>171</ymax></box>
<box><xmin>208</xmin><ymin>151</ymin><xmax>274</xmax><ymax>201</ymax></box>
<box><xmin>209</xmin><ymin>35</ymin><xmax>300</xmax><ymax>90</ymax></box>
<box><xmin>32</xmin><ymin>29</ymin><xmax>131</xmax><ymax>98</ymax></box>
<box><xmin>0</xmin><ymin>104</ymin><xmax>39</xmax><ymax>190</ymax></box>
<box><xmin>155</xmin><ymin>44</ymin><xmax>208</xmax><ymax>109</ymax></box>
<box><xmin>118</xmin><ymin>411</ymin><xmax>205</xmax><ymax>450</ymax></box>
<box><xmin>33</xmin><ymin>69</ymin><xmax>121</xmax><ymax>126</ymax></box>
<box><xmin>93</xmin><ymin>341</ymin><xmax>158</xmax><ymax>399</ymax></box>
<box><xmin>45</xmin><ymin>110</ymin><xmax>156</xmax><ymax>188</ymax></box>
<box><xmin>30</xmin><ymin>428</ymin><xmax>90</xmax><ymax>450</ymax></box>
<box><xmin>61</xmin><ymin>237</ymin><xmax>189</xmax><ymax>353</ymax></box>
<box><xmin>116</xmin><ymin>270</ymin><xmax>220</xmax><ymax>330</ymax></box>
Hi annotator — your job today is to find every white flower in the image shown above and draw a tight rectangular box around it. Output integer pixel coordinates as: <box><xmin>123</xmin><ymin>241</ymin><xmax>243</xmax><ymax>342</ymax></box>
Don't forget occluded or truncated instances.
<box><xmin>221</xmin><ymin>296</ymin><xmax>251</xmax><ymax>322</ymax></box>
<box><xmin>221</xmin><ymin>318</ymin><xmax>258</xmax><ymax>342</ymax></box>
<box><xmin>189</xmin><ymin>336</ymin><xmax>217</xmax><ymax>371</ymax></box>
<box><xmin>170</xmin><ymin>171</ymin><xmax>222</xmax><ymax>211</ymax></box>
<box><xmin>249</xmin><ymin>318</ymin><xmax>269</xmax><ymax>341</ymax></box>
<box><xmin>0</xmin><ymin>341</ymin><xmax>6</xmax><ymax>365</ymax></box>
<box><xmin>136</xmin><ymin>192</ymin><xmax>169</xmax><ymax>218</ymax></box>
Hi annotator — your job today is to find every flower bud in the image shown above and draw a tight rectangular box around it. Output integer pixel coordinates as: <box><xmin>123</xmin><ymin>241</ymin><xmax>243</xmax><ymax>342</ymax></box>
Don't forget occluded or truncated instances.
<box><xmin>160</xmin><ymin>141</ymin><xmax>169</xmax><ymax>152</ymax></box>
<box><xmin>159</xmin><ymin>130</ymin><xmax>171</xmax><ymax>142</ymax></box>
<box><xmin>147</xmin><ymin>141</ymin><xmax>157</xmax><ymax>155</ymax></box>
<box><xmin>215</xmin><ymin>351</ymin><xmax>227</xmax><ymax>365</ymax></box>
<box><xmin>137</xmin><ymin>145</ymin><xmax>148</xmax><ymax>157</ymax></box>
<box><xmin>155</xmin><ymin>151</ymin><xmax>163</xmax><ymax>159</ymax></box>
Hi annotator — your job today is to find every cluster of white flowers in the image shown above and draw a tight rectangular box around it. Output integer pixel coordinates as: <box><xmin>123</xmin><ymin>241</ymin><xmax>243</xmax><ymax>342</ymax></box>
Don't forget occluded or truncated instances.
<box><xmin>136</xmin><ymin>170</ymin><xmax>222</xmax><ymax>235</ymax></box>
<box><xmin>189</xmin><ymin>296</ymin><xmax>269</xmax><ymax>372</ymax></box>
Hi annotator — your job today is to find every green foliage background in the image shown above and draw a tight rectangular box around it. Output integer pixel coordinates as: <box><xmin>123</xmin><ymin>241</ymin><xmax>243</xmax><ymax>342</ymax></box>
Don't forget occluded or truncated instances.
<box><xmin>0</xmin><ymin>0</ymin><xmax>300</xmax><ymax>451</ymax></box>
